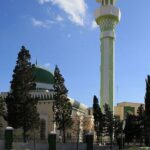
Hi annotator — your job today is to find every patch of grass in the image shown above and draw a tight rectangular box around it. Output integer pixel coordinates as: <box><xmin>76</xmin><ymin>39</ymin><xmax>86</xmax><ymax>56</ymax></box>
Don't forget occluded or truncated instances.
<box><xmin>128</xmin><ymin>147</ymin><xmax>138</xmax><ymax>150</ymax></box>
<box><xmin>128</xmin><ymin>147</ymin><xmax>150</xmax><ymax>150</ymax></box>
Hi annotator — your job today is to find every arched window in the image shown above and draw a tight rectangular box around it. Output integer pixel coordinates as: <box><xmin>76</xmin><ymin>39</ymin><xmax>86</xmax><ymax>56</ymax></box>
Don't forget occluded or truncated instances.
<box><xmin>40</xmin><ymin>119</ymin><xmax>46</xmax><ymax>140</ymax></box>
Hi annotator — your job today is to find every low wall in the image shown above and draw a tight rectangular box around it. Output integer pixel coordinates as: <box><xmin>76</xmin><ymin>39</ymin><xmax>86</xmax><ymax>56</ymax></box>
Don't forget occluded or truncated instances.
<box><xmin>12</xmin><ymin>142</ymin><xmax>86</xmax><ymax>150</ymax></box>
<box><xmin>0</xmin><ymin>140</ymin><xmax>4</xmax><ymax>150</ymax></box>
<box><xmin>57</xmin><ymin>143</ymin><xmax>87</xmax><ymax>150</ymax></box>
<box><xmin>0</xmin><ymin>140</ymin><xmax>120</xmax><ymax>150</ymax></box>
<box><xmin>13</xmin><ymin>142</ymin><xmax>48</xmax><ymax>150</ymax></box>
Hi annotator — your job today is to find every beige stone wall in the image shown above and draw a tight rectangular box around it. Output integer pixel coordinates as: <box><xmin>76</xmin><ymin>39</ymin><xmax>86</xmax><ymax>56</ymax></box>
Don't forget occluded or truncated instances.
<box><xmin>0</xmin><ymin>98</ymin><xmax>55</xmax><ymax>138</ymax></box>
<box><xmin>0</xmin><ymin>92</ymin><xmax>90</xmax><ymax>141</ymax></box>
<box><xmin>37</xmin><ymin>99</ymin><xmax>92</xmax><ymax>142</ymax></box>
<box><xmin>37</xmin><ymin>100</ymin><xmax>55</xmax><ymax>134</ymax></box>
<box><xmin>114</xmin><ymin>102</ymin><xmax>144</xmax><ymax>120</ymax></box>
<box><xmin>114</xmin><ymin>105</ymin><xmax>124</xmax><ymax>120</ymax></box>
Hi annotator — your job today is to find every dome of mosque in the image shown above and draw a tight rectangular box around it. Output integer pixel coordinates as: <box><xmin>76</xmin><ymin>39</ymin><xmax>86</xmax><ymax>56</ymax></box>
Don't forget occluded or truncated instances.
<box><xmin>33</xmin><ymin>66</ymin><xmax>54</xmax><ymax>85</ymax></box>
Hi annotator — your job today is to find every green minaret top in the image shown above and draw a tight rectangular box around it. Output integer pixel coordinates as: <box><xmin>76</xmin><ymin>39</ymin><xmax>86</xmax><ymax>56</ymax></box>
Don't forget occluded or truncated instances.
<box><xmin>96</xmin><ymin>0</ymin><xmax>116</xmax><ymax>6</ymax></box>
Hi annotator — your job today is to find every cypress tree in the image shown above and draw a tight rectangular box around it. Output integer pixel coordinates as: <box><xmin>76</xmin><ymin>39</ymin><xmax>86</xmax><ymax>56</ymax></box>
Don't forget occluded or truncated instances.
<box><xmin>144</xmin><ymin>75</ymin><xmax>150</xmax><ymax>146</ymax></box>
<box><xmin>5</xmin><ymin>46</ymin><xmax>39</xmax><ymax>142</ymax></box>
<box><xmin>53</xmin><ymin>65</ymin><xmax>72</xmax><ymax>143</ymax></box>
<box><xmin>103</xmin><ymin>104</ymin><xmax>114</xmax><ymax>148</ymax></box>
<box><xmin>124</xmin><ymin>113</ymin><xmax>137</xmax><ymax>144</ymax></box>
<box><xmin>93</xmin><ymin>95</ymin><xmax>103</xmax><ymax>144</ymax></box>
<box><xmin>137</xmin><ymin>104</ymin><xmax>144</xmax><ymax>146</ymax></box>
<box><xmin>0</xmin><ymin>96</ymin><xmax>5</xmax><ymax>128</ymax></box>
<box><xmin>114</xmin><ymin>115</ymin><xmax>122</xmax><ymax>143</ymax></box>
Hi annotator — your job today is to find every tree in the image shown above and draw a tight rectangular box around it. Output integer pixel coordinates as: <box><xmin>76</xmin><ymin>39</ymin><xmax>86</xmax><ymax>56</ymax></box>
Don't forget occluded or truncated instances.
<box><xmin>53</xmin><ymin>65</ymin><xmax>72</xmax><ymax>143</ymax></box>
<box><xmin>137</xmin><ymin>104</ymin><xmax>144</xmax><ymax>146</ymax></box>
<box><xmin>114</xmin><ymin>115</ymin><xmax>122</xmax><ymax>143</ymax></box>
<box><xmin>144</xmin><ymin>75</ymin><xmax>150</xmax><ymax>146</ymax></box>
<box><xmin>103</xmin><ymin>104</ymin><xmax>114</xmax><ymax>148</ymax></box>
<box><xmin>5</xmin><ymin>46</ymin><xmax>40</xmax><ymax>142</ymax></box>
<box><xmin>93</xmin><ymin>95</ymin><xmax>103</xmax><ymax>144</ymax></box>
<box><xmin>124</xmin><ymin>105</ymin><xmax>145</xmax><ymax>146</ymax></box>
<box><xmin>124</xmin><ymin>113</ymin><xmax>137</xmax><ymax>144</ymax></box>
<box><xmin>82</xmin><ymin>116</ymin><xmax>93</xmax><ymax>135</ymax></box>
<box><xmin>70</xmin><ymin>113</ymin><xmax>82</xmax><ymax>149</ymax></box>
<box><xmin>0</xmin><ymin>96</ymin><xmax>5</xmax><ymax>128</ymax></box>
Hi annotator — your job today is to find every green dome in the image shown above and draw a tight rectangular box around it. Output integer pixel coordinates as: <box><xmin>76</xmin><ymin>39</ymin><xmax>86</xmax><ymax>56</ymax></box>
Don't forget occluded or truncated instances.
<box><xmin>33</xmin><ymin>66</ymin><xmax>54</xmax><ymax>84</ymax></box>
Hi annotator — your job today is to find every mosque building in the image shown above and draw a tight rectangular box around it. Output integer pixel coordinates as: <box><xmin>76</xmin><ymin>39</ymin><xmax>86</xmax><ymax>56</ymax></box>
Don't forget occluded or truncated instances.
<box><xmin>0</xmin><ymin>65</ymin><xmax>94</xmax><ymax>141</ymax></box>
<box><xmin>0</xmin><ymin>65</ymin><xmax>144</xmax><ymax>141</ymax></box>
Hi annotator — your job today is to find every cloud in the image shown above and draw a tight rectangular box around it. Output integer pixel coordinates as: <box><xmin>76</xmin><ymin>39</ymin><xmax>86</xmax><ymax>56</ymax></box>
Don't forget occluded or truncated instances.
<box><xmin>32</xmin><ymin>18</ymin><xmax>49</xmax><ymax>28</ymax></box>
<box><xmin>46</xmin><ymin>20</ymin><xmax>56</xmax><ymax>24</ymax></box>
<box><xmin>37</xmin><ymin>0</ymin><xmax>97</xmax><ymax>28</ymax></box>
<box><xmin>44</xmin><ymin>63</ymin><xmax>51</xmax><ymax>68</ymax></box>
<box><xmin>91</xmin><ymin>20</ymin><xmax>99</xmax><ymax>29</ymax></box>
<box><xmin>56</xmin><ymin>15</ymin><xmax>64</xmax><ymax>22</ymax></box>
<box><xmin>38</xmin><ymin>0</ymin><xmax>51</xmax><ymax>4</ymax></box>
<box><xmin>31</xmin><ymin>18</ymin><xmax>55</xmax><ymax>28</ymax></box>
<box><xmin>51</xmin><ymin>0</ymin><xmax>87</xmax><ymax>26</ymax></box>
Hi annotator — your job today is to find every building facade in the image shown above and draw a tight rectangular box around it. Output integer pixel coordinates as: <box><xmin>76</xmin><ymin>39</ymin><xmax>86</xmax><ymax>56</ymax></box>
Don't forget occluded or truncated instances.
<box><xmin>114</xmin><ymin>102</ymin><xmax>144</xmax><ymax>120</ymax></box>
<box><xmin>0</xmin><ymin>66</ymin><xmax>94</xmax><ymax>141</ymax></box>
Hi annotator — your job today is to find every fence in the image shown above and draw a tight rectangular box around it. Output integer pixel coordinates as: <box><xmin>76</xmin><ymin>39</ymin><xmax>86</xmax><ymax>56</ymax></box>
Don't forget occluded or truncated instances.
<box><xmin>0</xmin><ymin>142</ymin><xmax>87</xmax><ymax>150</ymax></box>
<box><xmin>1</xmin><ymin>129</ymin><xmax>95</xmax><ymax>150</ymax></box>
<box><xmin>0</xmin><ymin>140</ymin><xmax>120</xmax><ymax>150</ymax></box>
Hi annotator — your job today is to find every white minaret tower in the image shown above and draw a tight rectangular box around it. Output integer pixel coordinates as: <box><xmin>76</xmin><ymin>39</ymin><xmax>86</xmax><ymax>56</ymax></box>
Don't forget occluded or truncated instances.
<box><xmin>94</xmin><ymin>0</ymin><xmax>121</xmax><ymax>111</ymax></box>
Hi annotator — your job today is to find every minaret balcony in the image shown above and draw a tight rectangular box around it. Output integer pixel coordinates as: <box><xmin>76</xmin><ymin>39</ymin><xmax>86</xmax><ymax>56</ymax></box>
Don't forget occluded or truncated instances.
<box><xmin>95</xmin><ymin>5</ymin><xmax>121</xmax><ymax>24</ymax></box>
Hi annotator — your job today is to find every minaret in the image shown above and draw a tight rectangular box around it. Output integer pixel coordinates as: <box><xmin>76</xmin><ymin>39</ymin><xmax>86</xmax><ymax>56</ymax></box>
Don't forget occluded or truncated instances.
<box><xmin>94</xmin><ymin>0</ymin><xmax>121</xmax><ymax>111</ymax></box>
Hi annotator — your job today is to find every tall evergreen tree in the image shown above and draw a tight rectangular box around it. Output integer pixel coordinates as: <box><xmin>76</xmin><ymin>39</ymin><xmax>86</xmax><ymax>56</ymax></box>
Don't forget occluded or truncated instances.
<box><xmin>124</xmin><ymin>113</ymin><xmax>137</xmax><ymax>144</ymax></box>
<box><xmin>0</xmin><ymin>96</ymin><xmax>5</xmax><ymax>128</ymax></box>
<box><xmin>103</xmin><ymin>104</ymin><xmax>114</xmax><ymax>147</ymax></box>
<box><xmin>5</xmin><ymin>46</ymin><xmax>39</xmax><ymax>142</ymax></box>
<box><xmin>114</xmin><ymin>115</ymin><xmax>122</xmax><ymax>143</ymax></box>
<box><xmin>144</xmin><ymin>75</ymin><xmax>150</xmax><ymax>146</ymax></box>
<box><xmin>137</xmin><ymin>104</ymin><xmax>144</xmax><ymax>146</ymax></box>
<box><xmin>93</xmin><ymin>95</ymin><xmax>103</xmax><ymax>144</ymax></box>
<box><xmin>53</xmin><ymin>65</ymin><xmax>72</xmax><ymax>143</ymax></box>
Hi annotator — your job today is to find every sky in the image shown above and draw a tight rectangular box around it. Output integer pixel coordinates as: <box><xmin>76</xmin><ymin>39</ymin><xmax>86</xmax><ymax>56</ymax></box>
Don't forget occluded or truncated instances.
<box><xmin>0</xmin><ymin>0</ymin><xmax>150</xmax><ymax>107</ymax></box>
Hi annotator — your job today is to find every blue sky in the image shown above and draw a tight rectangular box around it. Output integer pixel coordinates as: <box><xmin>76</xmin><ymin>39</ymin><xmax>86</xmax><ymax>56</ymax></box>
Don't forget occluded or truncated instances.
<box><xmin>0</xmin><ymin>0</ymin><xmax>150</xmax><ymax>107</ymax></box>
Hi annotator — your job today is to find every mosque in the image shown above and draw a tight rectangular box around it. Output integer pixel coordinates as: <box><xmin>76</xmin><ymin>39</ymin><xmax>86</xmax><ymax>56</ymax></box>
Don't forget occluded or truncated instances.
<box><xmin>1</xmin><ymin>65</ymin><xmax>94</xmax><ymax>141</ymax></box>
<box><xmin>0</xmin><ymin>64</ymin><xmax>144</xmax><ymax>142</ymax></box>
<box><xmin>0</xmin><ymin>0</ymin><xmax>145</xmax><ymax>143</ymax></box>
